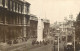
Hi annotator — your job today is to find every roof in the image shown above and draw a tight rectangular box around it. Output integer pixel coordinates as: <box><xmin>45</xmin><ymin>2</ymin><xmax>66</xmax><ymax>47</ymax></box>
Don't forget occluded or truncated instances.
<box><xmin>17</xmin><ymin>0</ymin><xmax>31</xmax><ymax>5</ymax></box>
<box><xmin>30</xmin><ymin>14</ymin><xmax>38</xmax><ymax>21</ymax></box>
<box><xmin>42</xmin><ymin>19</ymin><xmax>50</xmax><ymax>23</ymax></box>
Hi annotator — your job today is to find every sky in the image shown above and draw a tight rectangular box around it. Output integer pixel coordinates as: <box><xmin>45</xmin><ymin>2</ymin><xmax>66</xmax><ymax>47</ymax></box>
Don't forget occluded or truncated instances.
<box><xmin>25</xmin><ymin>0</ymin><xmax>80</xmax><ymax>24</ymax></box>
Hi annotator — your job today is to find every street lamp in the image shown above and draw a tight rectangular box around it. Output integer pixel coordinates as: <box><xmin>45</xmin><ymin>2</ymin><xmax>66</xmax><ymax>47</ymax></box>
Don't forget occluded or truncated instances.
<box><xmin>56</xmin><ymin>28</ymin><xmax>60</xmax><ymax>51</ymax></box>
<box><xmin>73</xmin><ymin>27</ymin><xmax>75</xmax><ymax>51</ymax></box>
<box><xmin>72</xmin><ymin>24</ymin><xmax>75</xmax><ymax>51</ymax></box>
<box><xmin>72</xmin><ymin>21</ymin><xmax>76</xmax><ymax>51</ymax></box>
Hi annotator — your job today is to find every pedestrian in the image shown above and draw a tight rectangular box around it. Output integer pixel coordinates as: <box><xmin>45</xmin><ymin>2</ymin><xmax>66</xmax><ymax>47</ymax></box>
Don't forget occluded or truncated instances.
<box><xmin>40</xmin><ymin>41</ymin><xmax>42</xmax><ymax>45</ymax></box>
<box><xmin>32</xmin><ymin>40</ymin><xmax>35</xmax><ymax>46</ymax></box>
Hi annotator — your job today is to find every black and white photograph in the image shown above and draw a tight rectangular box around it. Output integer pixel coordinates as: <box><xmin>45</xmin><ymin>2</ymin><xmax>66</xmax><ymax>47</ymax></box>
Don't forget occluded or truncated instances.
<box><xmin>0</xmin><ymin>0</ymin><xmax>80</xmax><ymax>51</ymax></box>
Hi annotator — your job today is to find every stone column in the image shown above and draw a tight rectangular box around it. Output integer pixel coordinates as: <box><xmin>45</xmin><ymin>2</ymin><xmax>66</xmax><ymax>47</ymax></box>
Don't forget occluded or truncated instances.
<box><xmin>22</xmin><ymin>15</ymin><xmax>27</xmax><ymax>41</ymax></box>
<box><xmin>0</xmin><ymin>0</ymin><xmax>3</xmax><ymax>7</ymax></box>
<box><xmin>4</xmin><ymin>0</ymin><xmax>8</xmax><ymax>8</ymax></box>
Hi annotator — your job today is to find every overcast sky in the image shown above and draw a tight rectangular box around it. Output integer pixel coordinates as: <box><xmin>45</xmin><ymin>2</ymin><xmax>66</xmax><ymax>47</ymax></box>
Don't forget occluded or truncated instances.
<box><xmin>25</xmin><ymin>0</ymin><xmax>80</xmax><ymax>24</ymax></box>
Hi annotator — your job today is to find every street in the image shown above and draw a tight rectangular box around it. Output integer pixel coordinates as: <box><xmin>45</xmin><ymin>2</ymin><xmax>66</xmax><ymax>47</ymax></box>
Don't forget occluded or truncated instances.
<box><xmin>27</xmin><ymin>44</ymin><xmax>52</xmax><ymax>51</ymax></box>
<box><xmin>9</xmin><ymin>41</ymin><xmax>65</xmax><ymax>51</ymax></box>
<box><xmin>6</xmin><ymin>37</ymin><xmax>65</xmax><ymax>51</ymax></box>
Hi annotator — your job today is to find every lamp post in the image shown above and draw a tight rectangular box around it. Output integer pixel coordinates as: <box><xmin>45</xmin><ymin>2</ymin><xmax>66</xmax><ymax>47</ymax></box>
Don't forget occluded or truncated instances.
<box><xmin>73</xmin><ymin>27</ymin><xmax>75</xmax><ymax>51</ymax></box>
<box><xmin>56</xmin><ymin>28</ymin><xmax>60</xmax><ymax>51</ymax></box>
<box><xmin>58</xmin><ymin>34</ymin><xmax>59</xmax><ymax>51</ymax></box>
<box><xmin>72</xmin><ymin>24</ymin><xmax>75</xmax><ymax>51</ymax></box>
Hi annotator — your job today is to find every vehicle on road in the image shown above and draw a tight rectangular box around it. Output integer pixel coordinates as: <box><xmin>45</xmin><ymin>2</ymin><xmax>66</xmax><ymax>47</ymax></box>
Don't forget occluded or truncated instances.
<box><xmin>64</xmin><ymin>42</ymin><xmax>74</xmax><ymax>51</ymax></box>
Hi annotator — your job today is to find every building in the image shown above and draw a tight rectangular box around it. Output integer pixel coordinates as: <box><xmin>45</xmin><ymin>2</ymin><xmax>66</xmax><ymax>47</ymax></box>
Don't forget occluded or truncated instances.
<box><xmin>76</xmin><ymin>12</ymin><xmax>80</xmax><ymax>42</ymax></box>
<box><xmin>43</xmin><ymin>19</ymin><xmax>50</xmax><ymax>40</ymax></box>
<box><xmin>0</xmin><ymin>0</ymin><xmax>30</xmax><ymax>43</ymax></box>
<box><xmin>30</xmin><ymin>15</ymin><xmax>50</xmax><ymax>41</ymax></box>
<box><xmin>59</xmin><ymin>15</ymin><xmax>74</xmax><ymax>42</ymax></box>
<box><xmin>30</xmin><ymin>14</ymin><xmax>38</xmax><ymax>38</ymax></box>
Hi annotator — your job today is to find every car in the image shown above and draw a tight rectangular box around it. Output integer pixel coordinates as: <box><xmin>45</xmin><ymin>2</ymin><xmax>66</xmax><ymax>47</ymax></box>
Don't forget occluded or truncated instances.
<box><xmin>65</xmin><ymin>42</ymin><xmax>74</xmax><ymax>51</ymax></box>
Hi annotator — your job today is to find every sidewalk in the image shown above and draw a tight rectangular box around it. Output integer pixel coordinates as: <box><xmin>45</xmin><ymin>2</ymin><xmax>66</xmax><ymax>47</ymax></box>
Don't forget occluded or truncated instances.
<box><xmin>0</xmin><ymin>42</ymin><xmax>27</xmax><ymax>51</ymax></box>
<box><xmin>0</xmin><ymin>38</ymin><xmax>49</xmax><ymax>51</ymax></box>
<box><xmin>0</xmin><ymin>38</ymin><xmax>33</xmax><ymax>51</ymax></box>
<box><xmin>0</xmin><ymin>38</ymin><xmax>41</xmax><ymax>51</ymax></box>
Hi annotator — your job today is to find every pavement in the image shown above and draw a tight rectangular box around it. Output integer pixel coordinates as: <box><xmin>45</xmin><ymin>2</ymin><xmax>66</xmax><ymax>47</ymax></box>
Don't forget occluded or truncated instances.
<box><xmin>0</xmin><ymin>42</ymin><xmax>27</xmax><ymax>51</ymax></box>
<box><xmin>0</xmin><ymin>38</ymin><xmax>34</xmax><ymax>51</ymax></box>
<box><xmin>0</xmin><ymin>38</ymin><xmax>46</xmax><ymax>51</ymax></box>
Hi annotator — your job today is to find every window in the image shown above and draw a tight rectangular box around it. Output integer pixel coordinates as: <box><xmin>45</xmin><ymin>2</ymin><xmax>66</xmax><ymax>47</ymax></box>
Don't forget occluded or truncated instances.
<box><xmin>0</xmin><ymin>14</ymin><xmax>4</xmax><ymax>23</ymax></box>
<box><xmin>23</xmin><ymin>4</ymin><xmax>27</xmax><ymax>14</ymax></box>
<box><xmin>18</xmin><ymin>17</ymin><xmax>21</xmax><ymax>24</ymax></box>
<box><xmin>25</xmin><ymin>5</ymin><xmax>27</xmax><ymax>14</ymax></box>
<box><xmin>25</xmin><ymin>4</ymin><xmax>30</xmax><ymax>14</ymax></box>
<box><xmin>21</xmin><ymin>5</ymin><xmax>23</xmax><ymax>14</ymax></box>
<box><xmin>19</xmin><ymin>17</ymin><xmax>21</xmax><ymax>25</ymax></box>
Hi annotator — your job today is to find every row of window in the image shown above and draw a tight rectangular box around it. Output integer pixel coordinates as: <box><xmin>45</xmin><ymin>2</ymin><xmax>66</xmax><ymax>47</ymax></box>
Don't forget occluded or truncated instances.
<box><xmin>0</xmin><ymin>15</ymin><xmax>23</xmax><ymax>25</ymax></box>
<box><xmin>7</xmin><ymin>16</ymin><xmax>23</xmax><ymax>25</ymax></box>
<box><xmin>0</xmin><ymin>0</ymin><xmax>30</xmax><ymax>14</ymax></box>
<box><xmin>0</xmin><ymin>13</ymin><xmax>30</xmax><ymax>25</ymax></box>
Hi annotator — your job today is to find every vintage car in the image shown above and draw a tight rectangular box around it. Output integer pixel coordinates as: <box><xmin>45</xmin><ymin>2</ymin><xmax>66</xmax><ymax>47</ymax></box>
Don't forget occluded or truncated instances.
<box><xmin>64</xmin><ymin>42</ymin><xmax>74</xmax><ymax>51</ymax></box>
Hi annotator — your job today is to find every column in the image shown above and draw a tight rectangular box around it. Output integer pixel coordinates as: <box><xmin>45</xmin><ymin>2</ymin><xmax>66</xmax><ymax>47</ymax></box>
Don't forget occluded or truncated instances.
<box><xmin>23</xmin><ymin>16</ymin><xmax>27</xmax><ymax>39</ymax></box>
<box><xmin>4</xmin><ymin>0</ymin><xmax>8</xmax><ymax>8</ymax></box>
<box><xmin>10</xmin><ymin>0</ymin><xmax>12</xmax><ymax>11</ymax></box>
<box><xmin>13</xmin><ymin>1</ymin><xmax>15</xmax><ymax>12</ymax></box>
<box><xmin>0</xmin><ymin>0</ymin><xmax>3</xmax><ymax>7</ymax></box>
<box><xmin>16</xmin><ymin>3</ymin><xmax>18</xmax><ymax>13</ymax></box>
<box><xmin>23</xmin><ymin>4</ymin><xmax>27</xmax><ymax>14</ymax></box>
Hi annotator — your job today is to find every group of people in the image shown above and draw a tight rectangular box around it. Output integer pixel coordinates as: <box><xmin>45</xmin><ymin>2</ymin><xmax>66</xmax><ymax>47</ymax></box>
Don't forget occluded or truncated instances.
<box><xmin>32</xmin><ymin>40</ymin><xmax>50</xmax><ymax>46</ymax></box>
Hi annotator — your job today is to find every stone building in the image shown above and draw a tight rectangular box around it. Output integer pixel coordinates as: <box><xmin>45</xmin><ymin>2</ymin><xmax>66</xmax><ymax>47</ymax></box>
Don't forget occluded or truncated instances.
<box><xmin>43</xmin><ymin>19</ymin><xmax>50</xmax><ymax>40</ymax></box>
<box><xmin>30</xmin><ymin>14</ymin><xmax>38</xmax><ymax>38</ymax></box>
<box><xmin>0</xmin><ymin>0</ymin><xmax>30</xmax><ymax>43</ymax></box>
<box><xmin>30</xmin><ymin>16</ymin><xmax>50</xmax><ymax>41</ymax></box>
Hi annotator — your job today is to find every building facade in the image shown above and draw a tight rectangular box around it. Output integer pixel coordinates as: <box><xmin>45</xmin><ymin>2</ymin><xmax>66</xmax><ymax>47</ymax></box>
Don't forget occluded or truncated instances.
<box><xmin>0</xmin><ymin>0</ymin><xmax>30</xmax><ymax>43</ymax></box>
<box><xmin>76</xmin><ymin>12</ymin><xmax>80</xmax><ymax>42</ymax></box>
<box><xmin>30</xmin><ymin>14</ymin><xmax>38</xmax><ymax>38</ymax></box>
<box><xmin>43</xmin><ymin>19</ymin><xmax>50</xmax><ymax>40</ymax></box>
